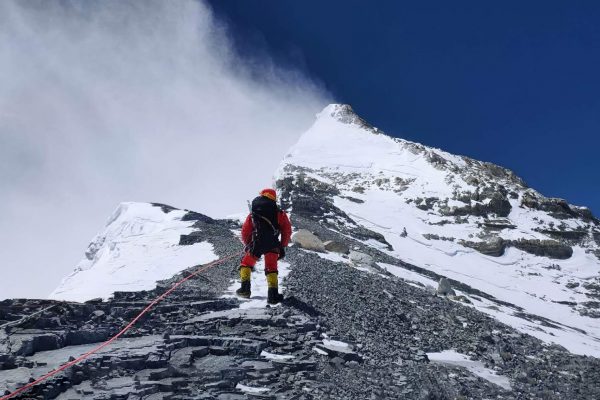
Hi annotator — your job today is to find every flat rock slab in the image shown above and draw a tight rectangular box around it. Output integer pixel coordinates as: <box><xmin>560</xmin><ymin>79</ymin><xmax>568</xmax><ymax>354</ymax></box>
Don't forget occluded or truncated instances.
<box><xmin>0</xmin><ymin>335</ymin><xmax>163</xmax><ymax>393</ymax></box>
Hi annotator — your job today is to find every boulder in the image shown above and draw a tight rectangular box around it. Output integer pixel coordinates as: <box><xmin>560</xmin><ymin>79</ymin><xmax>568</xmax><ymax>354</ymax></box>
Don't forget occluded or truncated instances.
<box><xmin>291</xmin><ymin>229</ymin><xmax>326</xmax><ymax>252</ymax></box>
<box><xmin>323</xmin><ymin>240</ymin><xmax>350</xmax><ymax>254</ymax></box>
<box><xmin>437</xmin><ymin>278</ymin><xmax>456</xmax><ymax>297</ymax></box>
<box><xmin>348</xmin><ymin>250</ymin><xmax>374</xmax><ymax>266</ymax></box>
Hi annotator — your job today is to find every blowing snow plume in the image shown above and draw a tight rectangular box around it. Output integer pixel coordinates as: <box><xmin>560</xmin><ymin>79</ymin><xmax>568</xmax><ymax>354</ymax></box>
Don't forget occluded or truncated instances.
<box><xmin>0</xmin><ymin>0</ymin><xmax>329</xmax><ymax>299</ymax></box>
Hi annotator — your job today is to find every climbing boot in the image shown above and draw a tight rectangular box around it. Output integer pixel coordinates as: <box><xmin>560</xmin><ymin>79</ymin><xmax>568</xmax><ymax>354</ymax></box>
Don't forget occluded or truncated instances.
<box><xmin>236</xmin><ymin>266</ymin><xmax>251</xmax><ymax>298</ymax></box>
<box><xmin>267</xmin><ymin>287</ymin><xmax>283</xmax><ymax>304</ymax></box>
<box><xmin>266</xmin><ymin>272</ymin><xmax>283</xmax><ymax>304</ymax></box>
<box><xmin>236</xmin><ymin>281</ymin><xmax>251</xmax><ymax>298</ymax></box>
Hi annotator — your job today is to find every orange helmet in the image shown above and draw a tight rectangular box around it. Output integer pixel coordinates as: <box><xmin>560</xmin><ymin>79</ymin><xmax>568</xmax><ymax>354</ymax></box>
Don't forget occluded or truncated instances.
<box><xmin>260</xmin><ymin>188</ymin><xmax>277</xmax><ymax>201</ymax></box>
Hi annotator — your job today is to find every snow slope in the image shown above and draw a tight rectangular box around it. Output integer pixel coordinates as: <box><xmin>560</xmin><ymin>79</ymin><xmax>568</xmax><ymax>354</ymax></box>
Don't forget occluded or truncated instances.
<box><xmin>49</xmin><ymin>202</ymin><xmax>217</xmax><ymax>302</ymax></box>
<box><xmin>276</xmin><ymin>104</ymin><xmax>600</xmax><ymax>356</ymax></box>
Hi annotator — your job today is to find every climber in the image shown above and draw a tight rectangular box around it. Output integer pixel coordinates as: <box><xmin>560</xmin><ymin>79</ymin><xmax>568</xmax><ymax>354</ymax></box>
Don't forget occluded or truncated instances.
<box><xmin>237</xmin><ymin>188</ymin><xmax>292</xmax><ymax>304</ymax></box>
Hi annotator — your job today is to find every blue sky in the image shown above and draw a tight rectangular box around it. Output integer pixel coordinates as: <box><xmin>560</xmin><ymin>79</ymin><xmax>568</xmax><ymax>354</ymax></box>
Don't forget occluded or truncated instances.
<box><xmin>208</xmin><ymin>0</ymin><xmax>600</xmax><ymax>214</ymax></box>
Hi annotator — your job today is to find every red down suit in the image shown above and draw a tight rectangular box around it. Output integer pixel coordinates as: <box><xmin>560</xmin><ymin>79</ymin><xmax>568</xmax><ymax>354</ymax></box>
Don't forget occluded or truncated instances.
<box><xmin>240</xmin><ymin>197</ymin><xmax>292</xmax><ymax>273</ymax></box>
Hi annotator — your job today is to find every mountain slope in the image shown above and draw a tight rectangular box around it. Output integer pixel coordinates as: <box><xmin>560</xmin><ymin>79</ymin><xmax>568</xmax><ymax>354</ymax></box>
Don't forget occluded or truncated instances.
<box><xmin>6</xmin><ymin>201</ymin><xmax>599</xmax><ymax>399</ymax></box>
<box><xmin>4</xmin><ymin>106</ymin><xmax>600</xmax><ymax>398</ymax></box>
<box><xmin>50</xmin><ymin>202</ymin><xmax>218</xmax><ymax>302</ymax></box>
<box><xmin>276</xmin><ymin>104</ymin><xmax>600</xmax><ymax>356</ymax></box>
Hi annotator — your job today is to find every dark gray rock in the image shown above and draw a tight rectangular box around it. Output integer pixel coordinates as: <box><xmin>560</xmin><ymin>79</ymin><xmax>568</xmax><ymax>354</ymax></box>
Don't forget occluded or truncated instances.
<box><xmin>181</xmin><ymin>211</ymin><xmax>215</xmax><ymax>224</ymax></box>
<box><xmin>151</xmin><ymin>203</ymin><xmax>178</xmax><ymax>213</ymax></box>
<box><xmin>537</xmin><ymin>229</ymin><xmax>589</xmax><ymax>245</ymax></box>
<box><xmin>488</xmin><ymin>192</ymin><xmax>512</xmax><ymax>217</ymax></box>
<box><xmin>510</xmin><ymin>239</ymin><xmax>573</xmax><ymax>260</ymax></box>
<box><xmin>521</xmin><ymin>193</ymin><xmax>587</xmax><ymax>220</ymax></box>
<box><xmin>437</xmin><ymin>278</ymin><xmax>456</xmax><ymax>296</ymax></box>
<box><xmin>422</xmin><ymin>234</ymin><xmax>455</xmax><ymax>242</ymax></box>
<box><xmin>459</xmin><ymin>237</ymin><xmax>506</xmax><ymax>257</ymax></box>
<box><xmin>324</xmin><ymin>240</ymin><xmax>350</xmax><ymax>254</ymax></box>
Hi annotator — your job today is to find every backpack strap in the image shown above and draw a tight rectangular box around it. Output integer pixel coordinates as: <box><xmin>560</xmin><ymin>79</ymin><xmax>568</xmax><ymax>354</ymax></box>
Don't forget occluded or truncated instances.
<box><xmin>255</xmin><ymin>213</ymin><xmax>278</xmax><ymax>232</ymax></box>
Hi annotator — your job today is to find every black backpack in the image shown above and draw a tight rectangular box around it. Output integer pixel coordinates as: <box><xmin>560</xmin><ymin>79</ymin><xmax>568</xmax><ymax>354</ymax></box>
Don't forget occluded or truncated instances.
<box><xmin>250</xmin><ymin>196</ymin><xmax>281</xmax><ymax>239</ymax></box>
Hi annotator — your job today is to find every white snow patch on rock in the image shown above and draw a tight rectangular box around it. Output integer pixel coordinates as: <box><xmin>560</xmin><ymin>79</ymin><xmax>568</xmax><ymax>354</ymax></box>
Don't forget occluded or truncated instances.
<box><xmin>236</xmin><ymin>383</ymin><xmax>270</xmax><ymax>393</ymax></box>
<box><xmin>322</xmin><ymin>339</ymin><xmax>353</xmax><ymax>351</ymax></box>
<box><xmin>427</xmin><ymin>350</ymin><xmax>512</xmax><ymax>390</ymax></box>
<box><xmin>260</xmin><ymin>350</ymin><xmax>294</xmax><ymax>360</ymax></box>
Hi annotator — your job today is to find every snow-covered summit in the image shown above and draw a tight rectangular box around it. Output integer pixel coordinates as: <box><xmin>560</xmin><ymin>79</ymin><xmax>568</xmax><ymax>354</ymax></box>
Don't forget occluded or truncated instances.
<box><xmin>277</xmin><ymin>104</ymin><xmax>600</xmax><ymax>356</ymax></box>
<box><xmin>49</xmin><ymin>202</ymin><xmax>217</xmax><ymax>302</ymax></box>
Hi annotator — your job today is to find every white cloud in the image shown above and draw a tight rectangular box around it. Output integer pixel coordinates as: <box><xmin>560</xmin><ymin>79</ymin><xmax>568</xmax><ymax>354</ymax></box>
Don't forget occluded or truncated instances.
<box><xmin>0</xmin><ymin>0</ymin><xmax>330</xmax><ymax>299</ymax></box>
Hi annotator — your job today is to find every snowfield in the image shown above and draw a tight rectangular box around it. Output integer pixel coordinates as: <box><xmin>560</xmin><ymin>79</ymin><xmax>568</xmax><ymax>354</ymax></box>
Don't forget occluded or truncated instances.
<box><xmin>49</xmin><ymin>202</ymin><xmax>217</xmax><ymax>302</ymax></box>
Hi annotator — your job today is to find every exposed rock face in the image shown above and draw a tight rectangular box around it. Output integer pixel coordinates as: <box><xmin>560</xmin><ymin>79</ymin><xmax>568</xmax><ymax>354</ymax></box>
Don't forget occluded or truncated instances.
<box><xmin>327</xmin><ymin>103</ymin><xmax>380</xmax><ymax>134</ymax></box>
<box><xmin>277</xmin><ymin>170</ymin><xmax>393</xmax><ymax>250</ymax></box>
<box><xmin>445</xmin><ymin>192</ymin><xmax>512</xmax><ymax>218</ymax></box>
<box><xmin>459</xmin><ymin>237</ymin><xmax>574</xmax><ymax>260</ymax></box>
<box><xmin>538</xmin><ymin>229</ymin><xmax>589</xmax><ymax>245</ymax></box>
<box><xmin>460</xmin><ymin>237</ymin><xmax>507</xmax><ymax>257</ymax></box>
<box><xmin>521</xmin><ymin>193</ymin><xmax>597</xmax><ymax>221</ymax></box>
<box><xmin>292</xmin><ymin>229</ymin><xmax>326</xmax><ymax>252</ymax></box>
<box><xmin>510</xmin><ymin>239</ymin><xmax>573</xmax><ymax>260</ymax></box>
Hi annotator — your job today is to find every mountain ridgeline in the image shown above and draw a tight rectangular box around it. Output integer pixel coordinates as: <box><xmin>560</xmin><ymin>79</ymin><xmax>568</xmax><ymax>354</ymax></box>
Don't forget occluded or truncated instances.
<box><xmin>1</xmin><ymin>104</ymin><xmax>600</xmax><ymax>399</ymax></box>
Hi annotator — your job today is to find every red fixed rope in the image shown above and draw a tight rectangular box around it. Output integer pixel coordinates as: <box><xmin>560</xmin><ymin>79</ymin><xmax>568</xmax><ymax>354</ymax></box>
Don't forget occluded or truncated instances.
<box><xmin>1</xmin><ymin>252</ymin><xmax>241</xmax><ymax>400</ymax></box>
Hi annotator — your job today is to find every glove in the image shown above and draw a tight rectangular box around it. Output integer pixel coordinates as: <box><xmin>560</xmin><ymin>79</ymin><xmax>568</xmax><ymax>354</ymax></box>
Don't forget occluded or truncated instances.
<box><xmin>278</xmin><ymin>246</ymin><xmax>286</xmax><ymax>260</ymax></box>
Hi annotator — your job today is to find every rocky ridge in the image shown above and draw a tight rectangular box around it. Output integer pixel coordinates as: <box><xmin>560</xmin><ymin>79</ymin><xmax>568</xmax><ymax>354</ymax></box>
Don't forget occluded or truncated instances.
<box><xmin>1</xmin><ymin>203</ymin><xmax>600</xmax><ymax>399</ymax></box>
